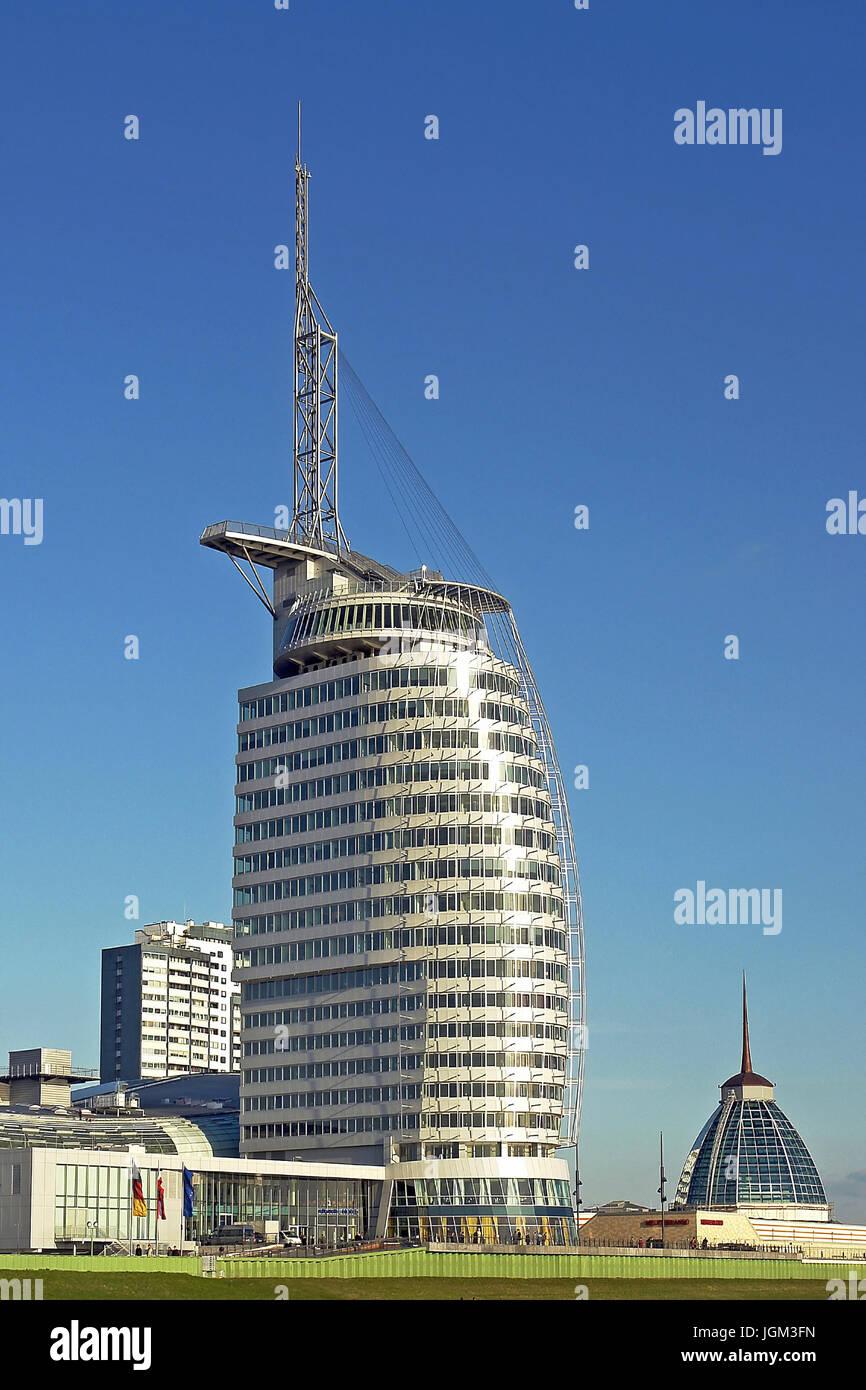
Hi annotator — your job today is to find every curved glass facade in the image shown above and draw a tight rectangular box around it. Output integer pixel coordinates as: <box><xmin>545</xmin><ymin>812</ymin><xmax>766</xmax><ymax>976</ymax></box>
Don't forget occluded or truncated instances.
<box><xmin>0</xmin><ymin>1109</ymin><xmax>219</xmax><ymax>1159</ymax></box>
<box><xmin>276</xmin><ymin>596</ymin><xmax>486</xmax><ymax>667</ymax></box>
<box><xmin>389</xmin><ymin>1174</ymin><xmax>574</xmax><ymax>1245</ymax></box>
<box><xmin>676</xmin><ymin>1096</ymin><xmax>828</xmax><ymax>1208</ymax></box>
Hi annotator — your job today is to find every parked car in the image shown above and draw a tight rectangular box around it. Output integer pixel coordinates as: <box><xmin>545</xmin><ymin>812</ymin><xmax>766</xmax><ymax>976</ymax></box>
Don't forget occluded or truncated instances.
<box><xmin>280</xmin><ymin>1231</ymin><xmax>302</xmax><ymax>1247</ymax></box>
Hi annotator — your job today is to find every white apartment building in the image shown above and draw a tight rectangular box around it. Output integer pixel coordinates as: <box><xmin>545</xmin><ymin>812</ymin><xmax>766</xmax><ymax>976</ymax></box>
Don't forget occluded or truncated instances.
<box><xmin>100</xmin><ymin>921</ymin><xmax>241</xmax><ymax>1081</ymax></box>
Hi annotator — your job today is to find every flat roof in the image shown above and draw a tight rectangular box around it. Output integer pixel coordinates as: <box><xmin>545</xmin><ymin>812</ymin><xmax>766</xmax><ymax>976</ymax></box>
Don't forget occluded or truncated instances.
<box><xmin>21</xmin><ymin>1147</ymin><xmax>387</xmax><ymax>1181</ymax></box>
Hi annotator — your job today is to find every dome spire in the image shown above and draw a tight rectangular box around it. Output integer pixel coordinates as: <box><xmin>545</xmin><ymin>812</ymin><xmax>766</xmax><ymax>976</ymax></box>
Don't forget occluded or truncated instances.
<box><xmin>741</xmin><ymin>971</ymin><xmax>753</xmax><ymax>1075</ymax></box>
<box><xmin>720</xmin><ymin>974</ymin><xmax>773</xmax><ymax>1092</ymax></box>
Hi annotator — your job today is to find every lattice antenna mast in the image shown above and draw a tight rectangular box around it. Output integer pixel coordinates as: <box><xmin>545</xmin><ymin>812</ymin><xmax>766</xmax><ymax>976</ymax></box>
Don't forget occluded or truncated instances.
<box><xmin>292</xmin><ymin>104</ymin><xmax>348</xmax><ymax>553</ymax></box>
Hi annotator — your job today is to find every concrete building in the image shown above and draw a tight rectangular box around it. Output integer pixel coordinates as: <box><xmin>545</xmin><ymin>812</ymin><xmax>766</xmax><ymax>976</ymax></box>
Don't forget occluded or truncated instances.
<box><xmin>579</xmin><ymin>1205</ymin><xmax>866</xmax><ymax>1256</ymax></box>
<box><xmin>0</xmin><ymin>1051</ymin><xmax>573</xmax><ymax>1249</ymax></box>
<box><xmin>0</xmin><ymin>1049</ymin><xmax>98</xmax><ymax>1108</ymax></box>
<box><xmin>199</xmin><ymin>129</ymin><xmax>585</xmax><ymax>1242</ymax></box>
<box><xmin>0</xmin><ymin>1148</ymin><xmax>381</xmax><ymax>1253</ymax></box>
<box><xmin>100</xmin><ymin>921</ymin><xmax>241</xmax><ymax>1082</ymax></box>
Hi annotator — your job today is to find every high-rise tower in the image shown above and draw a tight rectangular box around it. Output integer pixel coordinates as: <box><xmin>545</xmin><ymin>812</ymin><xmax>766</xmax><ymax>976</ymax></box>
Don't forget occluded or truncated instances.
<box><xmin>202</xmin><ymin>118</ymin><xmax>586</xmax><ymax>1243</ymax></box>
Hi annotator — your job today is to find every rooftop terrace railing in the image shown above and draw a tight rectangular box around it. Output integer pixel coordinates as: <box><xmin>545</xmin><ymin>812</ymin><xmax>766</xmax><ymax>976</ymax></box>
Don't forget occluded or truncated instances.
<box><xmin>3</xmin><ymin>1064</ymin><xmax>100</xmax><ymax>1080</ymax></box>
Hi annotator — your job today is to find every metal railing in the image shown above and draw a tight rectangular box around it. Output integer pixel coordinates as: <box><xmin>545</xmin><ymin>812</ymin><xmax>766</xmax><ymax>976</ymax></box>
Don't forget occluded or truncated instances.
<box><xmin>3</xmin><ymin>1063</ymin><xmax>99</xmax><ymax>1079</ymax></box>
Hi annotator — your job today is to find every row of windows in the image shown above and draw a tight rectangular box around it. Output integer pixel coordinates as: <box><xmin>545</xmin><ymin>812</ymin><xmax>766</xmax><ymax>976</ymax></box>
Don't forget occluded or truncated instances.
<box><xmin>284</xmin><ymin>600</ymin><xmax>482</xmax><ymax>642</ymax></box>
<box><xmin>243</xmin><ymin>1055</ymin><xmax>421</xmax><ymax>1083</ymax></box>
<box><xmin>233</xmin><ymin>824</ymin><xmax>558</xmax><ymax>873</ymax></box>
<box><xmin>428</xmin><ymin>1021</ymin><xmax>568</xmax><ymax>1042</ymax></box>
<box><xmin>243</xmin><ymin>1025</ymin><xmax>424</xmax><ymax>1056</ymax></box>
<box><xmin>243</xmin><ymin>1116</ymin><xmax>416</xmax><ymax>1139</ymax></box>
<box><xmin>244</xmin><ymin>1084</ymin><xmax>420</xmax><ymax>1111</ymax></box>
<box><xmin>239</xmin><ymin>666</ymin><xmax>520</xmax><ymax>722</ymax></box>
<box><xmin>426</xmin><ymin>1052</ymin><xmax>566</xmax><ymax>1072</ymax></box>
<box><xmin>237</xmin><ymin>730</ymin><xmax>495</xmax><ymax>782</ymax></box>
<box><xmin>235</xmin><ymin>790</ymin><xmax>554</xmax><ymax>829</ymax></box>
<box><xmin>427</xmin><ymin>959</ymin><xmax>567</xmax><ymax>983</ymax></box>
<box><xmin>234</xmin><ymin>761</ymin><xmax>547</xmax><ymax>811</ymax></box>
<box><xmin>424</xmin><ymin>1082</ymin><xmax>563</xmax><ymax>1101</ymax></box>
<box><xmin>233</xmin><ymin>857</ymin><xmax>563</xmax><ymax>905</ymax></box>
<box><xmin>236</xmin><ymin>759</ymin><xmax>546</xmax><ymax>798</ymax></box>
<box><xmin>236</xmin><ymin>926</ymin><xmax>567</xmax><ymax>959</ymax></box>
<box><xmin>243</xmin><ymin>961</ymin><xmax>425</xmax><ymax>1001</ymax></box>
<box><xmin>241</xmin><ymin>1108</ymin><xmax>560</xmax><ymax>1139</ymax></box>
<box><xmin>242</xmin><ymin>996</ymin><xmax>425</xmax><ymax>1030</ymax></box>
<box><xmin>238</xmin><ymin>699</ymin><xmax>475</xmax><ymax>750</ymax></box>
<box><xmin>394</xmin><ymin>1177</ymin><xmax>570</xmax><ymax>1207</ymax></box>
<box><xmin>242</xmin><ymin>948</ymin><xmax>566</xmax><ymax>985</ymax></box>
<box><xmin>478</xmin><ymin>702</ymin><xmax>532</xmax><ymax>727</ymax></box>
<box><xmin>240</xmin><ymin>1011</ymin><xmax>569</xmax><ymax>1045</ymax></box>
<box><xmin>427</xmin><ymin>991</ymin><xmax>567</xmax><ymax>1013</ymax></box>
<box><xmin>424</xmin><ymin>1111</ymin><xmax>561</xmax><ymax>1132</ymax></box>
<box><xmin>486</xmin><ymin>732</ymin><xmax>539</xmax><ymax>757</ymax></box>
<box><xmin>235</xmin><ymin>890</ymin><xmax>565</xmax><ymax>937</ymax></box>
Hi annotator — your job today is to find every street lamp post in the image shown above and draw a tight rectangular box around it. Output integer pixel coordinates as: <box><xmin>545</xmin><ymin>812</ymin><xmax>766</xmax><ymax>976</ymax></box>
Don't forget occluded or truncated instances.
<box><xmin>572</xmin><ymin>1143</ymin><xmax>583</xmax><ymax>1247</ymax></box>
<box><xmin>658</xmin><ymin>1132</ymin><xmax>667</xmax><ymax>1248</ymax></box>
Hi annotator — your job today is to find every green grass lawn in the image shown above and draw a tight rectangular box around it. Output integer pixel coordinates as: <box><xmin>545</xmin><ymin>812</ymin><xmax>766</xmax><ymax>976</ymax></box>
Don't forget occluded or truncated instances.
<box><xmin>0</xmin><ymin>1270</ymin><xmax>835</xmax><ymax>1300</ymax></box>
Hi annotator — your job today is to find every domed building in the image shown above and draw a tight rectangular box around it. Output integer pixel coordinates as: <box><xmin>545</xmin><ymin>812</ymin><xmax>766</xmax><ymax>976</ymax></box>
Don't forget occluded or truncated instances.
<box><xmin>674</xmin><ymin>979</ymin><xmax>829</xmax><ymax>1221</ymax></box>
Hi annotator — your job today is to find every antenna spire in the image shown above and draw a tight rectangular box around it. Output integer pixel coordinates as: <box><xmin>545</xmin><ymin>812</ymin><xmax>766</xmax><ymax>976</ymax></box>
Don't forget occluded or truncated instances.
<box><xmin>741</xmin><ymin>972</ymin><xmax>753</xmax><ymax>1075</ymax></box>
<box><xmin>291</xmin><ymin>104</ymin><xmax>348</xmax><ymax>554</ymax></box>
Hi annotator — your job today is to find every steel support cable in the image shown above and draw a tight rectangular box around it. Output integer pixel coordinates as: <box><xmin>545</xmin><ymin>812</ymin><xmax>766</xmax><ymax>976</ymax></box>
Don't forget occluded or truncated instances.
<box><xmin>359</xmin><ymin>404</ymin><xmax>453</xmax><ymax>577</ymax></box>
<box><xmin>347</xmin><ymin>381</ymin><xmax>456</xmax><ymax>581</ymax></box>
<box><xmin>344</xmin><ymin>382</ymin><xmax>424</xmax><ymax>567</ymax></box>
<box><xmin>340</xmin><ymin>356</ymin><xmax>439</xmax><ymax>563</ymax></box>
<box><xmin>344</xmin><ymin>371</ymin><xmax>470</xmax><ymax>581</ymax></box>
<box><xmin>340</xmin><ymin>351</ymin><xmax>495</xmax><ymax>591</ymax></box>
<box><xmin>349</xmin><ymin>386</ymin><xmax>431</xmax><ymax>559</ymax></box>
<box><xmin>357</xmin><ymin>394</ymin><xmax>471</xmax><ymax>589</ymax></box>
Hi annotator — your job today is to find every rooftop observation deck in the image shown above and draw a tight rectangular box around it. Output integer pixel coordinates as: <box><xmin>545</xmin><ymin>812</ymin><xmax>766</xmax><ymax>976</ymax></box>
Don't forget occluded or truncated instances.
<box><xmin>200</xmin><ymin>521</ymin><xmax>511</xmax><ymax>614</ymax></box>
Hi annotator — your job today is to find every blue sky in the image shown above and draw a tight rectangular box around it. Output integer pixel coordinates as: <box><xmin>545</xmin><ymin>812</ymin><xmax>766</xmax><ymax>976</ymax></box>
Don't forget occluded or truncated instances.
<box><xmin>1</xmin><ymin>0</ymin><xmax>863</xmax><ymax>1218</ymax></box>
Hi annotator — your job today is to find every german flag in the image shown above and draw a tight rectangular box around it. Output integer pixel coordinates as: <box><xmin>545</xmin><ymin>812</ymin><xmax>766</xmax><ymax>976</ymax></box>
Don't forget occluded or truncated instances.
<box><xmin>131</xmin><ymin>1160</ymin><xmax>148</xmax><ymax>1219</ymax></box>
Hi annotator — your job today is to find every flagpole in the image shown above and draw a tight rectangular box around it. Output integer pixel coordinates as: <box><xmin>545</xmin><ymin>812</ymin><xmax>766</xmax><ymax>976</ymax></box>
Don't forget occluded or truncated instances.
<box><xmin>179</xmin><ymin>1167</ymin><xmax>185</xmax><ymax>1254</ymax></box>
<box><xmin>127</xmin><ymin>1159</ymin><xmax>133</xmax><ymax>1255</ymax></box>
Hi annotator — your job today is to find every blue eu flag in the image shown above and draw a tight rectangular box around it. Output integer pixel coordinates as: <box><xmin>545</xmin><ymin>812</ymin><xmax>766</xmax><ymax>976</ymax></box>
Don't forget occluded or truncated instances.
<box><xmin>182</xmin><ymin>1167</ymin><xmax>195</xmax><ymax>1220</ymax></box>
